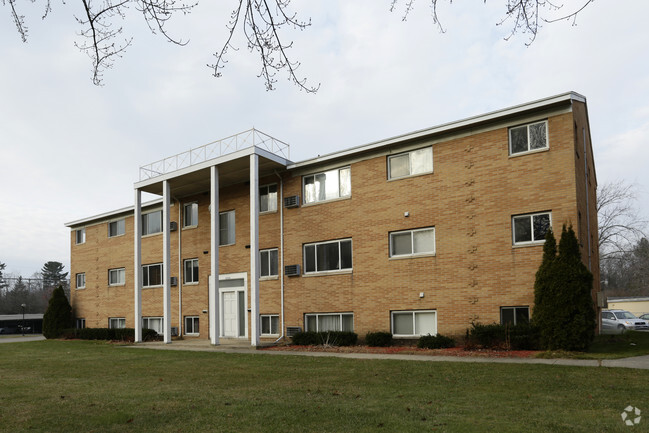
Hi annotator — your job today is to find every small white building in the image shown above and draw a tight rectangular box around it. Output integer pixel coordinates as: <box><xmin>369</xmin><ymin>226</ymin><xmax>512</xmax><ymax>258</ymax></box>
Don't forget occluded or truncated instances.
<box><xmin>607</xmin><ymin>297</ymin><xmax>649</xmax><ymax>317</ymax></box>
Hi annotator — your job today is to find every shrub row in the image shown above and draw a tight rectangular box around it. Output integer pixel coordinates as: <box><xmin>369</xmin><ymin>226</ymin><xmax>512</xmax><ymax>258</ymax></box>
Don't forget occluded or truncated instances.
<box><xmin>465</xmin><ymin>322</ymin><xmax>539</xmax><ymax>350</ymax></box>
<box><xmin>365</xmin><ymin>331</ymin><xmax>393</xmax><ymax>347</ymax></box>
<box><xmin>62</xmin><ymin>327</ymin><xmax>160</xmax><ymax>342</ymax></box>
<box><xmin>291</xmin><ymin>331</ymin><xmax>358</xmax><ymax>347</ymax></box>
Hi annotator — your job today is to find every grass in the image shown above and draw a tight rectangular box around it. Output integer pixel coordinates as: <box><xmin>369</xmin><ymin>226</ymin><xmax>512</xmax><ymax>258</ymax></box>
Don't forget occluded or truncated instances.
<box><xmin>537</xmin><ymin>331</ymin><xmax>649</xmax><ymax>360</ymax></box>
<box><xmin>0</xmin><ymin>340</ymin><xmax>648</xmax><ymax>432</ymax></box>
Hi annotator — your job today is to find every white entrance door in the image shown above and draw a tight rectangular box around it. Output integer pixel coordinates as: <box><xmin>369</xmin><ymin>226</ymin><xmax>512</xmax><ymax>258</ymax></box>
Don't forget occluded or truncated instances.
<box><xmin>222</xmin><ymin>291</ymin><xmax>238</xmax><ymax>337</ymax></box>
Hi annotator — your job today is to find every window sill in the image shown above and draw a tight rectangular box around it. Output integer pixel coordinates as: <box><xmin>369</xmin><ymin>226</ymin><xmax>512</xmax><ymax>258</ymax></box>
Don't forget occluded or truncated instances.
<box><xmin>182</xmin><ymin>225</ymin><xmax>198</xmax><ymax>231</ymax></box>
<box><xmin>108</xmin><ymin>234</ymin><xmax>125</xmax><ymax>239</ymax></box>
<box><xmin>76</xmin><ymin>287</ymin><xmax>86</xmax><ymax>290</ymax></box>
<box><xmin>260</xmin><ymin>209</ymin><xmax>278</xmax><ymax>215</ymax></box>
<box><xmin>261</xmin><ymin>333</ymin><xmax>280</xmax><ymax>337</ymax></box>
<box><xmin>183</xmin><ymin>282</ymin><xmax>199</xmax><ymax>286</ymax></box>
<box><xmin>142</xmin><ymin>232</ymin><xmax>162</xmax><ymax>238</ymax></box>
<box><xmin>109</xmin><ymin>283</ymin><xmax>125</xmax><ymax>287</ymax></box>
<box><xmin>387</xmin><ymin>170</ymin><xmax>433</xmax><ymax>182</ymax></box>
<box><xmin>508</xmin><ymin>147</ymin><xmax>549</xmax><ymax>158</ymax></box>
<box><xmin>301</xmin><ymin>195</ymin><xmax>351</xmax><ymax>208</ymax></box>
<box><xmin>184</xmin><ymin>333</ymin><xmax>199</xmax><ymax>337</ymax></box>
<box><xmin>302</xmin><ymin>269</ymin><xmax>353</xmax><ymax>278</ymax></box>
<box><xmin>260</xmin><ymin>275</ymin><xmax>279</xmax><ymax>281</ymax></box>
<box><xmin>389</xmin><ymin>253</ymin><xmax>436</xmax><ymax>260</ymax></box>
<box><xmin>512</xmin><ymin>241</ymin><xmax>545</xmax><ymax>248</ymax></box>
<box><xmin>143</xmin><ymin>285</ymin><xmax>163</xmax><ymax>289</ymax></box>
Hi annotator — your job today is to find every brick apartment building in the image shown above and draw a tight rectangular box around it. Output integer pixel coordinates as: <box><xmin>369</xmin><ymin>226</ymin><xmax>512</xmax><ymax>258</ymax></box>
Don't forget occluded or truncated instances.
<box><xmin>65</xmin><ymin>92</ymin><xmax>600</xmax><ymax>346</ymax></box>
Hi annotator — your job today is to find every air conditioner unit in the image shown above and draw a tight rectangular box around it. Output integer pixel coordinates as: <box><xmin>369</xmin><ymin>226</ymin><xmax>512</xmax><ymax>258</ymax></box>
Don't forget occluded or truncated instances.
<box><xmin>284</xmin><ymin>195</ymin><xmax>300</xmax><ymax>208</ymax></box>
<box><xmin>170</xmin><ymin>221</ymin><xmax>178</xmax><ymax>232</ymax></box>
<box><xmin>286</xmin><ymin>326</ymin><xmax>302</xmax><ymax>337</ymax></box>
<box><xmin>170</xmin><ymin>276</ymin><xmax>178</xmax><ymax>286</ymax></box>
<box><xmin>284</xmin><ymin>264</ymin><xmax>301</xmax><ymax>277</ymax></box>
<box><xmin>171</xmin><ymin>327</ymin><xmax>178</xmax><ymax>336</ymax></box>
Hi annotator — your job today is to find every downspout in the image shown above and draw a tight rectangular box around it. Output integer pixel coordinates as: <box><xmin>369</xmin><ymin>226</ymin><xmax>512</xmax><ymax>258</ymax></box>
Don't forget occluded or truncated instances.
<box><xmin>177</xmin><ymin>198</ymin><xmax>183</xmax><ymax>337</ymax></box>
<box><xmin>274</xmin><ymin>171</ymin><xmax>285</xmax><ymax>343</ymax></box>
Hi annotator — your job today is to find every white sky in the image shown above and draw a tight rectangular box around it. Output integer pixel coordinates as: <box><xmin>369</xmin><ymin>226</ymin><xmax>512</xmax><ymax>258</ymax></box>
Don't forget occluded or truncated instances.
<box><xmin>1</xmin><ymin>1</ymin><xmax>648</xmax><ymax>277</ymax></box>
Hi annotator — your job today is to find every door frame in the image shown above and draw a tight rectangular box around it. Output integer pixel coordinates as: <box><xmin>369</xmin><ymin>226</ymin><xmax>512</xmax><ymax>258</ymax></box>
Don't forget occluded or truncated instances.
<box><xmin>218</xmin><ymin>272</ymin><xmax>248</xmax><ymax>339</ymax></box>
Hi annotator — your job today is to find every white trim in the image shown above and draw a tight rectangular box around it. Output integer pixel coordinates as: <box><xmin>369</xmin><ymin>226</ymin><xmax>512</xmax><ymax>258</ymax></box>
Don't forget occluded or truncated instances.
<box><xmin>184</xmin><ymin>315</ymin><xmax>200</xmax><ymax>336</ymax></box>
<box><xmin>302</xmin><ymin>166</ymin><xmax>351</xmax><ymax>205</ymax></box>
<box><xmin>75</xmin><ymin>272</ymin><xmax>86</xmax><ymax>289</ymax></box>
<box><xmin>108</xmin><ymin>218</ymin><xmax>126</xmax><ymax>238</ymax></box>
<box><xmin>387</xmin><ymin>146</ymin><xmax>433</xmax><ymax>180</ymax></box>
<box><xmin>512</xmin><ymin>211</ymin><xmax>552</xmax><ymax>246</ymax></box>
<box><xmin>108</xmin><ymin>268</ymin><xmax>126</xmax><ymax>286</ymax></box>
<box><xmin>508</xmin><ymin>120</ymin><xmax>549</xmax><ymax>156</ymax></box>
<box><xmin>218</xmin><ymin>272</ymin><xmax>248</xmax><ymax>339</ymax></box>
<box><xmin>391</xmin><ymin>310</ymin><xmax>437</xmax><ymax>337</ymax></box>
<box><xmin>389</xmin><ymin>227</ymin><xmax>436</xmax><ymax>258</ymax></box>
<box><xmin>142</xmin><ymin>263</ymin><xmax>163</xmax><ymax>288</ymax></box>
<box><xmin>304</xmin><ymin>312</ymin><xmax>354</xmax><ymax>332</ymax></box>
<box><xmin>303</xmin><ymin>238</ymin><xmax>353</xmax><ymax>274</ymax></box>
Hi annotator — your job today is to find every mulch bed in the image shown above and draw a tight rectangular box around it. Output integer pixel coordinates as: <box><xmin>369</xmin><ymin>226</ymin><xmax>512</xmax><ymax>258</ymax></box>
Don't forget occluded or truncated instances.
<box><xmin>261</xmin><ymin>345</ymin><xmax>538</xmax><ymax>358</ymax></box>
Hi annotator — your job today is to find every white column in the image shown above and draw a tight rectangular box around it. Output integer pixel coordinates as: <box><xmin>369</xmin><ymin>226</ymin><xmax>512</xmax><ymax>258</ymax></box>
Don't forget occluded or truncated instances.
<box><xmin>134</xmin><ymin>189</ymin><xmax>142</xmax><ymax>343</ymax></box>
<box><xmin>163</xmin><ymin>180</ymin><xmax>172</xmax><ymax>344</ymax></box>
<box><xmin>209</xmin><ymin>166</ymin><xmax>220</xmax><ymax>345</ymax></box>
<box><xmin>250</xmin><ymin>154</ymin><xmax>260</xmax><ymax>346</ymax></box>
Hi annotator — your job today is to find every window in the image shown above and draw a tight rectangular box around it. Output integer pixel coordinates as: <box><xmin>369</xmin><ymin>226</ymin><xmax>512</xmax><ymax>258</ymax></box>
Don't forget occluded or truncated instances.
<box><xmin>388</xmin><ymin>147</ymin><xmax>433</xmax><ymax>179</ymax></box>
<box><xmin>303</xmin><ymin>167</ymin><xmax>351</xmax><ymax>204</ymax></box>
<box><xmin>261</xmin><ymin>315</ymin><xmax>279</xmax><ymax>335</ymax></box>
<box><xmin>219</xmin><ymin>210</ymin><xmax>235</xmax><ymax>246</ymax></box>
<box><xmin>143</xmin><ymin>317</ymin><xmax>164</xmax><ymax>334</ymax></box>
<box><xmin>260</xmin><ymin>184</ymin><xmax>278</xmax><ymax>213</ymax></box>
<box><xmin>142</xmin><ymin>263</ymin><xmax>163</xmax><ymax>287</ymax></box>
<box><xmin>512</xmin><ymin>212</ymin><xmax>551</xmax><ymax>245</ymax></box>
<box><xmin>509</xmin><ymin>120</ymin><xmax>548</xmax><ymax>155</ymax></box>
<box><xmin>108</xmin><ymin>268</ymin><xmax>125</xmax><ymax>286</ymax></box>
<box><xmin>109</xmin><ymin>317</ymin><xmax>125</xmax><ymax>329</ymax></box>
<box><xmin>390</xmin><ymin>227</ymin><xmax>435</xmax><ymax>257</ymax></box>
<box><xmin>183</xmin><ymin>202</ymin><xmax>198</xmax><ymax>227</ymax></box>
<box><xmin>305</xmin><ymin>313</ymin><xmax>353</xmax><ymax>332</ymax></box>
<box><xmin>184</xmin><ymin>259</ymin><xmax>199</xmax><ymax>284</ymax></box>
<box><xmin>108</xmin><ymin>219</ymin><xmax>125</xmax><ymax>237</ymax></box>
<box><xmin>76</xmin><ymin>318</ymin><xmax>86</xmax><ymax>329</ymax></box>
<box><xmin>75</xmin><ymin>273</ymin><xmax>86</xmax><ymax>289</ymax></box>
<box><xmin>184</xmin><ymin>316</ymin><xmax>199</xmax><ymax>335</ymax></box>
<box><xmin>501</xmin><ymin>307</ymin><xmax>529</xmax><ymax>326</ymax></box>
<box><xmin>142</xmin><ymin>210</ymin><xmax>162</xmax><ymax>236</ymax></box>
<box><xmin>392</xmin><ymin>310</ymin><xmax>436</xmax><ymax>337</ymax></box>
<box><xmin>304</xmin><ymin>239</ymin><xmax>352</xmax><ymax>274</ymax></box>
<box><xmin>260</xmin><ymin>249</ymin><xmax>279</xmax><ymax>278</ymax></box>
<box><xmin>75</xmin><ymin>228</ymin><xmax>86</xmax><ymax>245</ymax></box>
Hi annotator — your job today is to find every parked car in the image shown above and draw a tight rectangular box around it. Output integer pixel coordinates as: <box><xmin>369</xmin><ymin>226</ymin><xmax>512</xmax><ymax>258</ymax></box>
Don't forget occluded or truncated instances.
<box><xmin>639</xmin><ymin>313</ymin><xmax>649</xmax><ymax>321</ymax></box>
<box><xmin>602</xmin><ymin>309</ymin><xmax>649</xmax><ymax>332</ymax></box>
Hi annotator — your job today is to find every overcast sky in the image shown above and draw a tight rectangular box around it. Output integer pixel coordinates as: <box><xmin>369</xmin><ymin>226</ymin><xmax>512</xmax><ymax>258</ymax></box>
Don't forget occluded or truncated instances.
<box><xmin>1</xmin><ymin>1</ymin><xmax>648</xmax><ymax>277</ymax></box>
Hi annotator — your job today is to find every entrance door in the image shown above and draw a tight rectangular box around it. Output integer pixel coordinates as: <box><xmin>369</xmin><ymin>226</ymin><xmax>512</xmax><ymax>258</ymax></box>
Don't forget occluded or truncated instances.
<box><xmin>222</xmin><ymin>291</ymin><xmax>238</xmax><ymax>337</ymax></box>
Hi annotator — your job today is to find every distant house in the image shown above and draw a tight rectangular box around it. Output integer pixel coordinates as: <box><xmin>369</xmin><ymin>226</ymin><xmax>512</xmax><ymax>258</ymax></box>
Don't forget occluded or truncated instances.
<box><xmin>65</xmin><ymin>92</ymin><xmax>600</xmax><ymax>345</ymax></box>
<box><xmin>607</xmin><ymin>297</ymin><xmax>649</xmax><ymax>317</ymax></box>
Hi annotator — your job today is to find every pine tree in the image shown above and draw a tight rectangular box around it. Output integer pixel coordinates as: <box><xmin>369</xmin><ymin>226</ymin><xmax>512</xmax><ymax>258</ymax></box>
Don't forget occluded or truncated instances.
<box><xmin>41</xmin><ymin>261</ymin><xmax>68</xmax><ymax>289</ymax></box>
<box><xmin>533</xmin><ymin>225</ymin><xmax>596</xmax><ymax>351</ymax></box>
<box><xmin>42</xmin><ymin>285</ymin><xmax>72</xmax><ymax>339</ymax></box>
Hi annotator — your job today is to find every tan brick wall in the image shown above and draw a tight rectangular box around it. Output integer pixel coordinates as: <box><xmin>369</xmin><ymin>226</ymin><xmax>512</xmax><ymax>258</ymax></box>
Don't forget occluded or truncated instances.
<box><xmin>69</xmin><ymin>106</ymin><xmax>599</xmax><ymax>340</ymax></box>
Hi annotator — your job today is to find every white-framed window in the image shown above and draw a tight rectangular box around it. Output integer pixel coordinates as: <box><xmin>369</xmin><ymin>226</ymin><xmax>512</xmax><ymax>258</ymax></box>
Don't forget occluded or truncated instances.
<box><xmin>142</xmin><ymin>263</ymin><xmax>163</xmax><ymax>287</ymax></box>
<box><xmin>142</xmin><ymin>317</ymin><xmax>164</xmax><ymax>334</ymax></box>
<box><xmin>303</xmin><ymin>167</ymin><xmax>351</xmax><ymax>204</ymax></box>
<box><xmin>183</xmin><ymin>202</ymin><xmax>198</xmax><ymax>228</ymax></box>
<box><xmin>305</xmin><ymin>313</ymin><xmax>354</xmax><ymax>332</ymax></box>
<box><xmin>260</xmin><ymin>184</ymin><xmax>278</xmax><ymax>213</ymax></box>
<box><xmin>304</xmin><ymin>239</ymin><xmax>352</xmax><ymax>274</ymax></box>
<box><xmin>260</xmin><ymin>315</ymin><xmax>279</xmax><ymax>335</ymax></box>
<box><xmin>108</xmin><ymin>268</ymin><xmax>125</xmax><ymax>286</ymax></box>
<box><xmin>500</xmin><ymin>306</ymin><xmax>530</xmax><ymax>326</ymax></box>
<box><xmin>390</xmin><ymin>227</ymin><xmax>435</xmax><ymax>257</ymax></box>
<box><xmin>260</xmin><ymin>248</ymin><xmax>278</xmax><ymax>278</ymax></box>
<box><xmin>108</xmin><ymin>219</ymin><xmax>125</xmax><ymax>238</ymax></box>
<box><xmin>109</xmin><ymin>317</ymin><xmax>125</xmax><ymax>329</ymax></box>
<box><xmin>219</xmin><ymin>210</ymin><xmax>235</xmax><ymax>246</ymax></box>
<box><xmin>509</xmin><ymin>120</ymin><xmax>548</xmax><ymax>155</ymax></box>
<box><xmin>75</xmin><ymin>273</ymin><xmax>86</xmax><ymax>289</ymax></box>
<box><xmin>391</xmin><ymin>310</ymin><xmax>437</xmax><ymax>337</ymax></box>
<box><xmin>75</xmin><ymin>228</ymin><xmax>86</xmax><ymax>245</ymax></box>
<box><xmin>184</xmin><ymin>316</ymin><xmax>199</xmax><ymax>335</ymax></box>
<box><xmin>184</xmin><ymin>258</ymin><xmax>199</xmax><ymax>284</ymax></box>
<box><xmin>512</xmin><ymin>212</ymin><xmax>551</xmax><ymax>245</ymax></box>
<box><xmin>388</xmin><ymin>147</ymin><xmax>433</xmax><ymax>179</ymax></box>
<box><xmin>142</xmin><ymin>210</ymin><xmax>162</xmax><ymax>236</ymax></box>
<box><xmin>76</xmin><ymin>318</ymin><xmax>86</xmax><ymax>329</ymax></box>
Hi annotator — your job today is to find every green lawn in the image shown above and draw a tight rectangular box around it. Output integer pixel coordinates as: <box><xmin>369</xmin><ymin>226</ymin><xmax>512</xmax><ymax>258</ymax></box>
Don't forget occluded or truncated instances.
<box><xmin>0</xmin><ymin>340</ymin><xmax>647</xmax><ymax>432</ymax></box>
<box><xmin>536</xmin><ymin>331</ymin><xmax>649</xmax><ymax>359</ymax></box>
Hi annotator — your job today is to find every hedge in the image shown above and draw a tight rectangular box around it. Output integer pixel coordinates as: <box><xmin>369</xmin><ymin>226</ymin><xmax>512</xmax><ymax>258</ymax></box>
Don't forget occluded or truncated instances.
<box><xmin>365</xmin><ymin>331</ymin><xmax>393</xmax><ymax>347</ymax></box>
<box><xmin>62</xmin><ymin>327</ymin><xmax>160</xmax><ymax>342</ymax></box>
<box><xmin>291</xmin><ymin>331</ymin><xmax>358</xmax><ymax>347</ymax></box>
<box><xmin>417</xmin><ymin>334</ymin><xmax>455</xmax><ymax>349</ymax></box>
<box><xmin>465</xmin><ymin>322</ymin><xmax>539</xmax><ymax>350</ymax></box>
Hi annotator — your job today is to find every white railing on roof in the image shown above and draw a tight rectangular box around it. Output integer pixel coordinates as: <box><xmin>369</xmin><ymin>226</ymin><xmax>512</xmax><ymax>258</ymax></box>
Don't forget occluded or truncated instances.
<box><xmin>139</xmin><ymin>128</ymin><xmax>290</xmax><ymax>181</ymax></box>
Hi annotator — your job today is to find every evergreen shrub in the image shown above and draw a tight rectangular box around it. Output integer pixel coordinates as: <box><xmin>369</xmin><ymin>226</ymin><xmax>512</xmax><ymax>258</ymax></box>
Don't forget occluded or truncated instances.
<box><xmin>291</xmin><ymin>331</ymin><xmax>358</xmax><ymax>347</ymax></box>
<box><xmin>42</xmin><ymin>285</ymin><xmax>73</xmax><ymax>339</ymax></box>
<box><xmin>365</xmin><ymin>331</ymin><xmax>393</xmax><ymax>347</ymax></box>
<box><xmin>417</xmin><ymin>334</ymin><xmax>455</xmax><ymax>349</ymax></box>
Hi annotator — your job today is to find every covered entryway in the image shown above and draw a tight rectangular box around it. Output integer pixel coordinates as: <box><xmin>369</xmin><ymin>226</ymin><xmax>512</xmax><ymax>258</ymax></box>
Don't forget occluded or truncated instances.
<box><xmin>219</xmin><ymin>273</ymin><xmax>247</xmax><ymax>339</ymax></box>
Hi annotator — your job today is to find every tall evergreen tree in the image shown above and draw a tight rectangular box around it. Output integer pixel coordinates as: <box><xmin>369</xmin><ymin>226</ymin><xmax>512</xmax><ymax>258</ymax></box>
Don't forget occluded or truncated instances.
<box><xmin>533</xmin><ymin>225</ymin><xmax>596</xmax><ymax>351</ymax></box>
<box><xmin>42</xmin><ymin>285</ymin><xmax>72</xmax><ymax>339</ymax></box>
<box><xmin>41</xmin><ymin>261</ymin><xmax>68</xmax><ymax>288</ymax></box>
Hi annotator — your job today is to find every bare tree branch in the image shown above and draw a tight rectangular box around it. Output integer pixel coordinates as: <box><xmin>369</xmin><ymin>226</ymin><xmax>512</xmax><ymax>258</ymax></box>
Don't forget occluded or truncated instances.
<box><xmin>209</xmin><ymin>0</ymin><xmax>320</xmax><ymax>93</ymax></box>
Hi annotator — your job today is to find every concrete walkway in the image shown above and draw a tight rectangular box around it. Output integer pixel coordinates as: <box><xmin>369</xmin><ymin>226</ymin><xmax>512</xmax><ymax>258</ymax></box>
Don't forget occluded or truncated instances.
<box><xmin>0</xmin><ymin>334</ymin><xmax>45</xmax><ymax>343</ymax></box>
<box><xmin>124</xmin><ymin>338</ymin><xmax>649</xmax><ymax>370</ymax></box>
